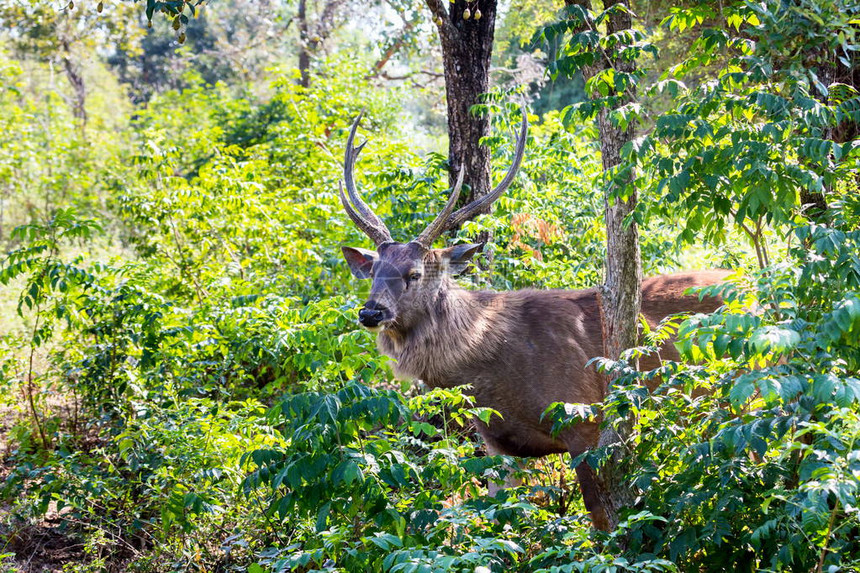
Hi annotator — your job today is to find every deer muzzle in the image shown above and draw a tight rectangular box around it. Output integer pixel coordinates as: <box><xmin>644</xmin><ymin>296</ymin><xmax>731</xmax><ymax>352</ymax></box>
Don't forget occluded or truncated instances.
<box><xmin>358</xmin><ymin>300</ymin><xmax>389</xmax><ymax>329</ymax></box>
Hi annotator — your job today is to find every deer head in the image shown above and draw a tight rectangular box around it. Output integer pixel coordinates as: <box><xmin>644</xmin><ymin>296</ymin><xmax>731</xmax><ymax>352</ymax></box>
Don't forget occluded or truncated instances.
<box><xmin>340</xmin><ymin>112</ymin><xmax>528</xmax><ymax>332</ymax></box>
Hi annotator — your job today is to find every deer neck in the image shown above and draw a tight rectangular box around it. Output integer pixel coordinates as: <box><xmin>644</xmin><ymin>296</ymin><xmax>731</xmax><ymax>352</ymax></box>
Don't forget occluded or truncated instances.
<box><xmin>377</xmin><ymin>279</ymin><xmax>505</xmax><ymax>387</ymax></box>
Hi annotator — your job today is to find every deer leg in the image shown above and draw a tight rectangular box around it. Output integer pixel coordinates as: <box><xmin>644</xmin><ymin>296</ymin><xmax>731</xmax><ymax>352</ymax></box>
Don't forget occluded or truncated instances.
<box><xmin>484</xmin><ymin>440</ymin><xmax>524</xmax><ymax>496</ymax></box>
<box><xmin>573</xmin><ymin>460</ymin><xmax>610</xmax><ymax>531</ymax></box>
<box><xmin>563</xmin><ymin>424</ymin><xmax>610</xmax><ymax>530</ymax></box>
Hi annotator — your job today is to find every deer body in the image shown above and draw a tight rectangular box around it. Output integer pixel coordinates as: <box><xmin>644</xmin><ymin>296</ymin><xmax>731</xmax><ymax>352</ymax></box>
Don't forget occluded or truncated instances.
<box><xmin>336</xmin><ymin>111</ymin><xmax>728</xmax><ymax>529</ymax></box>
<box><xmin>373</xmin><ymin>269</ymin><xmax>729</xmax><ymax>459</ymax></box>
<box><xmin>378</xmin><ymin>282</ymin><xmax>603</xmax><ymax>456</ymax></box>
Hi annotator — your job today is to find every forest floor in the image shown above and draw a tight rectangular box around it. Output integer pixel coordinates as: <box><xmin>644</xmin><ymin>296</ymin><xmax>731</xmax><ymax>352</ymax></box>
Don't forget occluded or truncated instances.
<box><xmin>0</xmin><ymin>515</ymin><xmax>86</xmax><ymax>573</ymax></box>
<box><xmin>0</xmin><ymin>401</ymin><xmax>86</xmax><ymax>573</ymax></box>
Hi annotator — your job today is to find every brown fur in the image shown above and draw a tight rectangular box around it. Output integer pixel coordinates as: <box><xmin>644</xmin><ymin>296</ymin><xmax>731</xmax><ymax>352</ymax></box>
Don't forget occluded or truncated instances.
<box><xmin>344</xmin><ymin>241</ymin><xmax>730</xmax><ymax>528</ymax></box>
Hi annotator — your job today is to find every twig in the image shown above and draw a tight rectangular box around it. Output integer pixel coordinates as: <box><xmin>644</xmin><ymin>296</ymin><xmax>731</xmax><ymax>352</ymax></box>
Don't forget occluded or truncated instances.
<box><xmin>25</xmin><ymin>293</ymin><xmax>49</xmax><ymax>451</ymax></box>
<box><xmin>815</xmin><ymin>500</ymin><xmax>840</xmax><ymax>573</ymax></box>
<box><xmin>365</xmin><ymin>17</ymin><xmax>420</xmax><ymax>80</ymax></box>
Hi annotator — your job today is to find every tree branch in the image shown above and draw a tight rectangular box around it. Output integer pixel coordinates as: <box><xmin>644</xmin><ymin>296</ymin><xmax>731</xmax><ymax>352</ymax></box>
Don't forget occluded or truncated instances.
<box><xmin>313</xmin><ymin>0</ymin><xmax>349</xmax><ymax>45</ymax></box>
<box><xmin>424</xmin><ymin>0</ymin><xmax>448</xmax><ymax>21</ymax></box>
<box><xmin>424</xmin><ymin>0</ymin><xmax>455</xmax><ymax>41</ymax></box>
<box><xmin>366</xmin><ymin>17</ymin><xmax>420</xmax><ymax>78</ymax></box>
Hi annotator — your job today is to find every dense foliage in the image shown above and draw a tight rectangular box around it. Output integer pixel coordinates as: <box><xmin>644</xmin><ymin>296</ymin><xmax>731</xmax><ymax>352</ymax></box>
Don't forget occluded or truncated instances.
<box><xmin>1</xmin><ymin>1</ymin><xmax>859</xmax><ymax>571</ymax></box>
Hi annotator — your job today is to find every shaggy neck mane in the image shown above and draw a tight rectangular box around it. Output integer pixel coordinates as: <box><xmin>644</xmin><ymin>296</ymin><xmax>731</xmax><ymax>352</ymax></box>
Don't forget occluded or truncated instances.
<box><xmin>377</xmin><ymin>277</ymin><xmax>507</xmax><ymax>387</ymax></box>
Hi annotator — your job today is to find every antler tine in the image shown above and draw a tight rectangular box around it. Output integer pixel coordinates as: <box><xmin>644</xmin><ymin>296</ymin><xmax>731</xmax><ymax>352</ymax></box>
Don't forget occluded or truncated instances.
<box><xmin>414</xmin><ymin>168</ymin><xmax>465</xmax><ymax>248</ymax></box>
<box><xmin>342</xmin><ymin>113</ymin><xmax>393</xmax><ymax>246</ymax></box>
<box><xmin>445</xmin><ymin>109</ymin><xmax>529</xmax><ymax>231</ymax></box>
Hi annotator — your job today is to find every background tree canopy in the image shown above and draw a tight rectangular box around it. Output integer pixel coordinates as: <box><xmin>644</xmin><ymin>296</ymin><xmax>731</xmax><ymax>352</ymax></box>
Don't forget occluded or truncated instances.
<box><xmin>0</xmin><ymin>0</ymin><xmax>859</xmax><ymax>571</ymax></box>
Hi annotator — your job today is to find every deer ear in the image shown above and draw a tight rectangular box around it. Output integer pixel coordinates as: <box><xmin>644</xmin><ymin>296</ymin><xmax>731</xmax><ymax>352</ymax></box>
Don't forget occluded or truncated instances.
<box><xmin>342</xmin><ymin>246</ymin><xmax>377</xmax><ymax>279</ymax></box>
<box><xmin>442</xmin><ymin>242</ymin><xmax>484</xmax><ymax>275</ymax></box>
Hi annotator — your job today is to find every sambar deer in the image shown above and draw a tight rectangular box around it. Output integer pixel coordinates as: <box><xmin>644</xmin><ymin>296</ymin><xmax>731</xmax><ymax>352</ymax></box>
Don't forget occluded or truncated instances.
<box><xmin>339</xmin><ymin>113</ymin><xmax>729</xmax><ymax>530</ymax></box>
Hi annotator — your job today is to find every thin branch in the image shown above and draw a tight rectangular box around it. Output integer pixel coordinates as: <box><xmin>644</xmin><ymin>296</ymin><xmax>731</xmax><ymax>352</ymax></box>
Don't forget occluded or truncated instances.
<box><xmin>379</xmin><ymin>69</ymin><xmax>444</xmax><ymax>81</ymax></box>
<box><xmin>313</xmin><ymin>0</ymin><xmax>350</xmax><ymax>45</ymax></box>
<box><xmin>815</xmin><ymin>500</ymin><xmax>840</xmax><ymax>573</ymax></box>
<box><xmin>566</xmin><ymin>0</ymin><xmax>622</xmax><ymax>81</ymax></box>
<box><xmin>424</xmin><ymin>0</ymin><xmax>454</xmax><ymax>40</ymax></box>
<box><xmin>424</xmin><ymin>0</ymin><xmax>448</xmax><ymax>21</ymax></box>
<box><xmin>755</xmin><ymin>217</ymin><xmax>770</xmax><ymax>267</ymax></box>
<box><xmin>366</xmin><ymin>17</ymin><xmax>420</xmax><ymax>79</ymax></box>
<box><xmin>730</xmin><ymin>208</ymin><xmax>766</xmax><ymax>269</ymax></box>
<box><xmin>490</xmin><ymin>65</ymin><xmax>522</xmax><ymax>74</ymax></box>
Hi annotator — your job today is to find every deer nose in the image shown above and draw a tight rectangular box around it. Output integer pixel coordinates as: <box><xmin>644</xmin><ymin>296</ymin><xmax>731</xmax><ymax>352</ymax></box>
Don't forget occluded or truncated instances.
<box><xmin>358</xmin><ymin>301</ymin><xmax>387</xmax><ymax>327</ymax></box>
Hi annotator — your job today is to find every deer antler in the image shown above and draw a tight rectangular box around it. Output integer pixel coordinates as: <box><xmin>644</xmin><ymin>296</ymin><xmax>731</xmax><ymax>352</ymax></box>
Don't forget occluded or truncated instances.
<box><xmin>414</xmin><ymin>110</ymin><xmax>529</xmax><ymax>247</ymax></box>
<box><xmin>444</xmin><ymin>110</ymin><xmax>528</xmax><ymax>232</ymax></box>
<box><xmin>340</xmin><ymin>113</ymin><xmax>393</xmax><ymax>246</ymax></box>
<box><xmin>341</xmin><ymin>109</ymin><xmax>528</xmax><ymax>248</ymax></box>
<box><xmin>414</xmin><ymin>168</ymin><xmax>465</xmax><ymax>248</ymax></box>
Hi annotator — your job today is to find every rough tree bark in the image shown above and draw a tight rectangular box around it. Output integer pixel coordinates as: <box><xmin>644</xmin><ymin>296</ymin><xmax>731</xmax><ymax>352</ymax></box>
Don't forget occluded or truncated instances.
<box><xmin>297</xmin><ymin>0</ymin><xmax>312</xmax><ymax>88</ymax></box>
<box><xmin>425</xmin><ymin>0</ymin><xmax>496</xmax><ymax>206</ymax></box>
<box><xmin>568</xmin><ymin>0</ymin><xmax>641</xmax><ymax>531</ymax></box>
<box><xmin>297</xmin><ymin>0</ymin><xmax>348</xmax><ymax>88</ymax></box>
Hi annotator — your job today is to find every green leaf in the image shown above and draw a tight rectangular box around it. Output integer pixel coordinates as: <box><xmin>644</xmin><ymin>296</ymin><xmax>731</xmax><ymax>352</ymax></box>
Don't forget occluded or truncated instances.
<box><xmin>331</xmin><ymin>459</ymin><xmax>361</xmax><ymax>486</ymax></box>
<box><xmin>749</xmin><ymin>326</ymin><xmax>800</xmax><ymax>354</ymax></box>
<box><xmin>713</xmin><ymin>333</ymin><xmax>731</xmax><ymax>357</ymax></box>
<box><xmin>315</xmin><ymin>501</ymin><xmax>331</xmax><ymax>532</ymax></box>
<box><xmin>730</xmin><ymin>373</ymin><xmax>757</xmax><ymax>407</ymax></box>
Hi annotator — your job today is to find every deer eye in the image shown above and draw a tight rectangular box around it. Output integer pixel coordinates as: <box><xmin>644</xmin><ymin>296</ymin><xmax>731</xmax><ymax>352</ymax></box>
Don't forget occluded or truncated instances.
<box><xmin>408</xmin><ymin>272</ymin><xmax>422</xmax><ymax>282</ymax></box>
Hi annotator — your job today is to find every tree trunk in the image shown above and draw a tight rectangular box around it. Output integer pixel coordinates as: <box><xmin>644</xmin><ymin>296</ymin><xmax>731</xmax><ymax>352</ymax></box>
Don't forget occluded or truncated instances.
<box><xmin>568</xmin><ymin>0</ymin><xmax>641</xmax><ymax>531</ymax></box>
<box><xmin>594</xmin><ymin>98</ymin><xmax>641</xmax><ymax>532</ymax></box>
<box><xmin>805</xmin><ymin>47</ymin><xmax>860</xmax><ymax>222</ymax></box>
<box><xmin>426</xmin><ymin>0</ymin><xmax>496</xmax><ymax>207</ymax></box>
<box><xmin>60</xmin><ymin>39</ymin><xmax>87</xmax><ymax>128</ymax></box>
<box><xmin>803</xmin><ymin>58</ymin><xmax>834</xmax><ymax>222</ymax></box>
<box><xmin>297</xmin><ymin>0</ymin><xmax>347</xmax><ymax>89</ymax></box>
<box><xmin>297</xmin><ymin>0</ymin><xmax>313</xmax><ymax>88</ymax></box>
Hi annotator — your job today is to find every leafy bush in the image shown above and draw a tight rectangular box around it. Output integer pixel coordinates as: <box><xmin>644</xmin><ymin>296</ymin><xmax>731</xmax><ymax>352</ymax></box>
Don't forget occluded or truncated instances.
<box><xmin>580</xmin><ymin>204</ymin><xmax>860</xmax><ymax>571</ymax></box>
<box><xmin>3</xmin><ymin>6</ymin><xmax>860</xmax><ymax>570</ymax></box>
